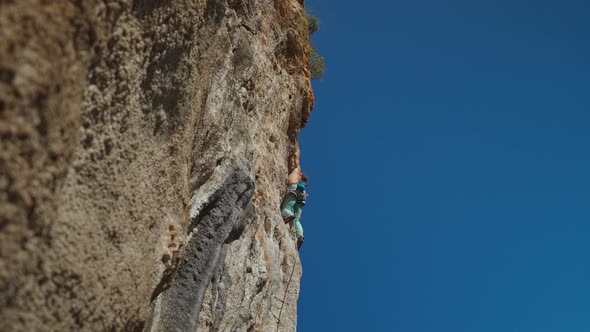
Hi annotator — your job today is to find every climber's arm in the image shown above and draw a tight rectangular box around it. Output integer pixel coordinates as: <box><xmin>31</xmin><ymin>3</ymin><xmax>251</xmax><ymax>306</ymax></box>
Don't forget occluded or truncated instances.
<box><xmin>287</xmin><ymin>145</ymin><xmax>302</xmax><ymax>184</ymax></box>
<box><xmin>293</xmin><ymin>145</ymin><xmax>301</xmax><ymax>171</ymax></box>
<box><xmin>288</xmin><ymin>168</ymin><xmax>301</xmax><ymax>185</ymax></box>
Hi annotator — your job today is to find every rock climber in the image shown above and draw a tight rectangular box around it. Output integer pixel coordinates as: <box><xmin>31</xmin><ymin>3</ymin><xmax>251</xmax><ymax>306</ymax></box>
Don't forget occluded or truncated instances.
<box><xmin>280</xmin><ymin>146</ymin><xmax>307</xmax><ymax>249</ymax></box>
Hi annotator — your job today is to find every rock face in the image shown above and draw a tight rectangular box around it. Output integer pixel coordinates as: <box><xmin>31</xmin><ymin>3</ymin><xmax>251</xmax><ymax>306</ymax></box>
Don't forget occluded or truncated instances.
<box><xmin>0</xmin><ymin>1</ymin><xmax>313</xmax><ymax>331</ymax></box>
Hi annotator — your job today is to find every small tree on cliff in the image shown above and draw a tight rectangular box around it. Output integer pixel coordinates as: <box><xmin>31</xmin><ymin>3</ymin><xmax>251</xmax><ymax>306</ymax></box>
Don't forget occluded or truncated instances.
<box><xmin>308</xmin><ymin>47</ymin><xmax>325</xmax><ymax>80</ymax></box>
<box><xmin>307</xmin><ymin>13</ymin><xmax>325</xmax><ymax>80</ymax></box>
<box><xmin>307</xmin><ymin>14</ymin><xmax>319</xmax><ymax>34</ymax></box>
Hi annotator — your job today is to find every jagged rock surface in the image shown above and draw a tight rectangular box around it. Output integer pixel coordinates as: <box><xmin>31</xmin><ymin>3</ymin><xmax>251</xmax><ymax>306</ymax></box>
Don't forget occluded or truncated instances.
<box><xmin>0</xmin><ymin>1</ymin><xmax>313</xmax><ymax>331</ymax></box>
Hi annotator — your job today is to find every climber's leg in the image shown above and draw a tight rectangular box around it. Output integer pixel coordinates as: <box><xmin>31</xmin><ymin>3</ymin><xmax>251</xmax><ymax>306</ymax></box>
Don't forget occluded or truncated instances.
<box><xmin>293</xmin><ymin>218</ymin><xmax>304</xmax><ymax>238</ymax></box>
<box><xmin>281</xmin><ymin>193</ymin><xmax>297</xmax><ymax>222</ymax></box>
<box><xmin>293</xmin><ymin>203</ymin><xmax>304</xmax><ymax>248</ymax></box>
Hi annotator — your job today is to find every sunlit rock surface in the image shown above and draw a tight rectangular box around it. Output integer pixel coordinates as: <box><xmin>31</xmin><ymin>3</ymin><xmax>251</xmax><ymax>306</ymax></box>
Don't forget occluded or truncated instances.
<box><xmin>0</xmin><ymin>0</ymin><xmax>313</xmax><ymax>331</ymax></box>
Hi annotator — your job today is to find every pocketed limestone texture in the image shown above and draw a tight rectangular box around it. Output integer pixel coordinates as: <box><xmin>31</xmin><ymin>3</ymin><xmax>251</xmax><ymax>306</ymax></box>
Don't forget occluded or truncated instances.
<box><xmin>0</xmin><ymin>0</ymin><xmax>313</xmax><ymax>331</ymax></box>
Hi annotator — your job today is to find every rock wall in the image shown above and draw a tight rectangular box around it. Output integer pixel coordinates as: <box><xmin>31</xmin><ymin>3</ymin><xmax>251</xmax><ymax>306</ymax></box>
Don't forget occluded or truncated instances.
<box><xmin>0</xmin><ymin>1</ymin><xmax>313</xmax><ymax>331</ymax></box>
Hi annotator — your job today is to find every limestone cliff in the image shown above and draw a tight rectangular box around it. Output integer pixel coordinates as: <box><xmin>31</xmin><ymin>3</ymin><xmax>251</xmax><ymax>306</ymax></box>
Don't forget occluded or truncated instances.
<box><xmin>0</xmin><ymin>1</ymin><xmax>313</xmax><ymax>331</ymax></box>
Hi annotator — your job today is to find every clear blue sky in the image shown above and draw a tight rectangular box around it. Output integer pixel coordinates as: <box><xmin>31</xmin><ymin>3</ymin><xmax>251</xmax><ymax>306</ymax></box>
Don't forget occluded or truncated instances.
<box><xmin>297</xmin><ymin>1</ymin><xmax>590</xmax><ymax>331</ymax></box>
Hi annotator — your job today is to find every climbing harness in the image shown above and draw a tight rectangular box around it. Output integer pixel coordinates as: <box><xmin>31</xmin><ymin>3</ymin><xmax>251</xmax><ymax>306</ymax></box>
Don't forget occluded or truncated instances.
<box><xmin>275</xmin><ymin>232</ymin><xmax>299</xmax><ymax>332</ymax></box>
<box><xmin>285</xmin><ymin>182</ymin><xmax>307</xmax><ymax>205</ymax></box>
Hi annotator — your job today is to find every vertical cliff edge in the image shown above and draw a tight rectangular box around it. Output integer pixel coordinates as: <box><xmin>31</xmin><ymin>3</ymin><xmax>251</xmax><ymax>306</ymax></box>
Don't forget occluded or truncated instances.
<box><xmin>0</xmin><ymin>0</ymin><xmax>313</xmax><ymax>331</ymax></box>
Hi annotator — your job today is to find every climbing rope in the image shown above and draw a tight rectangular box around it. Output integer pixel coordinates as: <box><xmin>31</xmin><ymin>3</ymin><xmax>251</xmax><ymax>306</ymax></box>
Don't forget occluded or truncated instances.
<box><xmin>275</xmin><ymin>232</ymin><xmax>299</xmax><ymax>332</ymax></box>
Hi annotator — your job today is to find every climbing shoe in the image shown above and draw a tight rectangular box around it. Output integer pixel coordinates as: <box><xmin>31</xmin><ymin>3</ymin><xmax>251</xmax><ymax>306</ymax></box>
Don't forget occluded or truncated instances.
<box><xmin>297</xmin><ymin>236</ymin><xmax>304</xmax><ymax>250</ymax></box>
